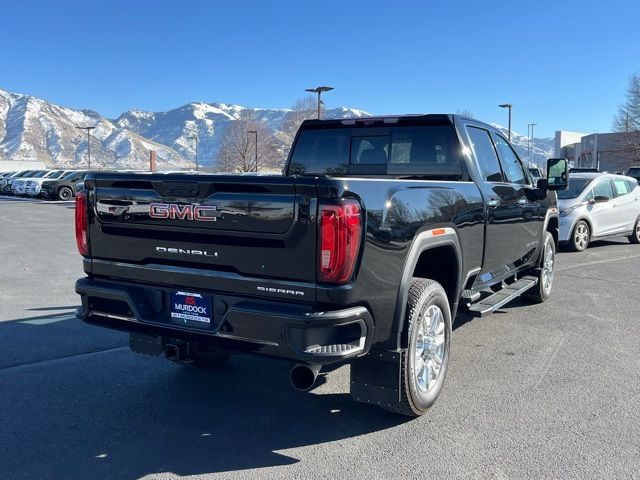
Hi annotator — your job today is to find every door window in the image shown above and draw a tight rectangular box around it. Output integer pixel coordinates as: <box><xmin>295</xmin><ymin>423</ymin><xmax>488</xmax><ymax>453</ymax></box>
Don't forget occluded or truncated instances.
<box><xmin>613</xmin><ymin>179</ymin><xmax>631</xmax><ymax>197</ymax></box>
<box><xmin>584</xmin><ymin>188</ymin><xmax>595</xmax><ymax>202</ymax></box>
<box><xmin>491</xmin><ymin>133</ymin><xmax>528</xmax><ymax>185</ymax></box>
<box><xmin>593</xmin><ymin>178</ymin><xmax>614</xmax><ymax>199</ymax></box>
<box><xmin>467</xmin><ymin>126</ymin><xmax>503</xmax><ymax>182</ymax></box>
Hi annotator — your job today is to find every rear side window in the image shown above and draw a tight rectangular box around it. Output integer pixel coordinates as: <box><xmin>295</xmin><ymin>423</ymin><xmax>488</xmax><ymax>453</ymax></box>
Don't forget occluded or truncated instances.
<box><xmin>491</xmin><ymin>133</ymin><xmax>528</xmax><ymax>185</ymax></box>
<box><xmin>467</xmin><ymin>126</ymin><xmax>503</xmax><ymax>182</ymax></box>
<box><xmin>288</xmin><ymin>124</ymin><xmax>464</xmax><ymax>178</ymax></box>
<box><xmin>613</xmin><ymin>179</ymin><xmax>631</xmax><ymax>196</ymax></box>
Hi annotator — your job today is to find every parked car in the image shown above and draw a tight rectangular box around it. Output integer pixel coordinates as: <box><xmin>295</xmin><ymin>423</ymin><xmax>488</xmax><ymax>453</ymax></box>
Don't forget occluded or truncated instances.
<box><xmin>1</xmin><ymin>170</ymin><xmax>41</xmax><ymax>194</ymax></box>
<box><xmin>569</xmin><ymin>167</ymin><xmax>599</xmax><ymax>173</ymax></box>
<box><xmin>12</xmin><ymin>170</ymin><xmax>61</xmax><ymax>196</ymax></box>
<box><xmin>39</xmin><ymin>170</ymin><xmax>91</xmax><ymax>200</ymax></box>
<box><xmin>528</xmin><ymin>167</ymin><xmax>543</xmax><ymax>181</ymax></box>
<box><xmin>26</xmin><ymin>170</ymin><xmax>76</xmax><ymax>197</ymax></box>
<box><xmin>75</xmin><ymin>113</ymin><xmax>568</xmax><ymax>417</ymax></box>
<box><xmin>558</xmin><ymin>173</ymin><xmax>640</xmax><ymax>251</ymax></box>
<box><xmin>626</xmin><ymin>166</ymin><xmax>640</xmax><ymax>185</ymax></box>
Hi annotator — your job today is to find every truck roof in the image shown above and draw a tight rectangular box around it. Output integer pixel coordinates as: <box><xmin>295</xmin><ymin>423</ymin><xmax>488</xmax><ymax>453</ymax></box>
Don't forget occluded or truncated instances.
<box><xmin>301</xmin><ymin>113</ymin><xmax>493</xmax><ymax>130</ymax></box>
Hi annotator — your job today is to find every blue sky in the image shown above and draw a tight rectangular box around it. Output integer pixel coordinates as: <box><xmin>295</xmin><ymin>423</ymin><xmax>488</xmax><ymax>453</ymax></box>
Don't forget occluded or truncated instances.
<box><xmin>0</xmin><ymin>0</ymin><xmax>638</xmax><ymax>137</ymax></box>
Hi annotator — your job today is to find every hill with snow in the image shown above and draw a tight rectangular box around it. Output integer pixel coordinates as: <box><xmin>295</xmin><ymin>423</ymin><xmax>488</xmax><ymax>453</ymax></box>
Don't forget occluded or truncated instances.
<box><xmin>114</xmin><ymin>104</ymin><xmax>369</xmax><ymax>167</ymax></box>
<box><xmin>0</xmin><ymin>87</ymin><xmax>553</xmax><ymax>170</ymax></box>
<box><xmin>0</xmin><ymin>89</ymin><xmax>192</xmax><ymax>170</ymax></box>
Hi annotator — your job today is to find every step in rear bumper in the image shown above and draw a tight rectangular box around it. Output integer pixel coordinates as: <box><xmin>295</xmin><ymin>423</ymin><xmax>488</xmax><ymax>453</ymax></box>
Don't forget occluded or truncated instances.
<box><xmin>76</xmin><ymin>277</ymin><xmax>374</xmax><ymax>365</ymax></box>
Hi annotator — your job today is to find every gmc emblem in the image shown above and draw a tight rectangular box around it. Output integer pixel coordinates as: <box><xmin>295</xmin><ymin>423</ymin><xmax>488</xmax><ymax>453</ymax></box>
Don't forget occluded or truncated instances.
<box><xmin>149</xmin><ymin>202</ymin><xmax>219</xmax><ymax>222</ymax></box>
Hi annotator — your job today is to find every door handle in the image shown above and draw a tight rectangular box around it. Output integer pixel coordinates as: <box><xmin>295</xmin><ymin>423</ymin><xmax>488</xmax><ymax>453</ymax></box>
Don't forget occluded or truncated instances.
<box><xmin>517</xmin><ymin>197</ymin><xmax>527</xmax><ymax>206</ymax></box>
<box><xmin>487</xmin><ymin>199</ymin><xmax>500</xmax><ymax>208</ymax></box>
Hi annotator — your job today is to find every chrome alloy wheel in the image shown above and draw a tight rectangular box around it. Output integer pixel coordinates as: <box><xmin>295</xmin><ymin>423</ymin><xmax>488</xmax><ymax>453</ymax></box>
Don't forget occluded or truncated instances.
<box><xmin>414</xmin><ymin>304</ymin><xmax>446</xmax><ymax>394</ymax></box>
<box><xmin>542</xmin><ymin>239</ymin><xmax>555</xmax><ymax>294</ymax></box>
<box><xmin>635</xmin><ymin>219</ymin><xmax>640</xmax><ymax>242</ymax></box>
<box><xmin>574</xmin><ymin>223</ymin><xmax>589</xmax><ymax>250</ymax></box>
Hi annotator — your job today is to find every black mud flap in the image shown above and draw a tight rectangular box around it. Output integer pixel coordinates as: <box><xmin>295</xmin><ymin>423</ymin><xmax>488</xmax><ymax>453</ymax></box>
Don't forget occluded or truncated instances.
<box><xmin>129</xmin><ymin>333</ymin><xmax>163</xmax><ymax>356</ymax></box>
<box><xmin>350</xmin><ymin>350</ymin><xmax>402</xmax><ymax>408</ymax></box>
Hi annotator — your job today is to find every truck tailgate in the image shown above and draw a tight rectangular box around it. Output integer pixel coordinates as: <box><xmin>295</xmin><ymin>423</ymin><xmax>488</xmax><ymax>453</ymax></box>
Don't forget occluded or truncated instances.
<box><xmin>86</xmin><ymin>174</ymin><xmax>317</xmax><ymax>283</ymax></box>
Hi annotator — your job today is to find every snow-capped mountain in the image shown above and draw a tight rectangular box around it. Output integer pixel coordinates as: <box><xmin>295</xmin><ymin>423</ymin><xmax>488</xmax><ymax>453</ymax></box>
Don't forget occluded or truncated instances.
<box><xmin>114</xmin><ymin>104</ymin><xmax>369</xmax><ymax>167</ymax></box>
<box><xmin>0</xmin><ymin>87</ymin><xmax>553</xmax><ymax>170</ymax></box>
<box><xmin>0</xmin><ymin>89</ymin><xmax>192</xmax><ymax>170</ymax></box>
<box><xmin>491</xmin><ymin>124</ymin><xmax>554</xmax><ymax>167</ymax></box>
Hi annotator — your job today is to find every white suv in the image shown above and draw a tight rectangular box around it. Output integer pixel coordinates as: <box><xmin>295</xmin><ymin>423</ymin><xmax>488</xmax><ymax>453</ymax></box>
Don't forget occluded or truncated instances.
<box><xmin>559</xmin><ymin>173</ymin><xmax>640</xmax><ymax>251</ymax></box>
<box><xmin>25</xmin><ymin>170</ymin><xmax>74</xmax><ymax>196</ymax></box>
<box><xmin>12</xmin><ymin>170</ymin><xmax>63</xmax><ymax>196</ymax></box>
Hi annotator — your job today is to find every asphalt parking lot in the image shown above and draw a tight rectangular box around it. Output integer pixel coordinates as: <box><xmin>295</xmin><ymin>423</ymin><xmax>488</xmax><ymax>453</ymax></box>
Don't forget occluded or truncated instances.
<box><xmin>1</xmin><ymin>197</ymin><xmax>639</xmax><ymax>480</ymax></box>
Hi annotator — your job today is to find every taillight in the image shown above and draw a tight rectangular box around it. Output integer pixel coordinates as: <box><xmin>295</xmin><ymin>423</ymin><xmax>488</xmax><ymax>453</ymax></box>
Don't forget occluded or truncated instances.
<box><xmin>75</xmin><ymin>189</ymin><xmax>89</xmax><ymax>256</ymax></box>
<box><xmin>318</xmin><ymin>199</ymin><xmax>362</xmax><ymax>283</ymax></box>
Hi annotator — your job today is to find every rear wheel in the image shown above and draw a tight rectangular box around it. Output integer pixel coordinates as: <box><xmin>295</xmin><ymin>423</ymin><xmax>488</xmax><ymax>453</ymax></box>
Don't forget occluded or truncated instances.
<box><xmin>58</xmin><ymin>186</ymin><xmax>73</xmax><ymax>201</ymax></box>
<box><xmin>570</xmin><ymin>220</ymin><xmax>590</xmax><ymax>252</ymax></box>
<box><xmin>628</xmin><ymin>217</ymin><xmax>640</xmax><ymax>244</ymax></box>
<box><xmin>524</xmin><ymin>231</ymin><xmax>555</xmax><ymax>303</ymax></box>
<box><xmin>384</xmin><ymin>278</ymin><xmax>451</xmax><ymax>417</ymax></box>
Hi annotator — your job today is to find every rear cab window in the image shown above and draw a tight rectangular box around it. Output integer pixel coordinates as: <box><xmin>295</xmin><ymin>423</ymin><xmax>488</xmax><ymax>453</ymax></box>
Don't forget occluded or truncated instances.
<box><xmin>287</xmin><ymin>119</ymin><xmax>465</xmax><ymax>180</ymax></box>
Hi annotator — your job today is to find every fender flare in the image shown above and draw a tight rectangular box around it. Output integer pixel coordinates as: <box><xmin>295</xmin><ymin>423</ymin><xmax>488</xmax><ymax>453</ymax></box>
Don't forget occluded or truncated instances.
<box><xmin>391</xmin><ymin>227</ymin><xmax>463</xmax><ymax>349</ymax></box>
<box><xmin>542</xmin><ymin>207</ymin><xmax>559</xmax><ymax>235</ymax></box>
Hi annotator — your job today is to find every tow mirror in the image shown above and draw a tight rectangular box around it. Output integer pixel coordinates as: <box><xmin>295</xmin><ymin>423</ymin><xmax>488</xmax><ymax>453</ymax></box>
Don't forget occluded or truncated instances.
<box><xmin>546</xmin><ymin>158</ymin><xmax>569</xmax><ymax>190</ymax></box>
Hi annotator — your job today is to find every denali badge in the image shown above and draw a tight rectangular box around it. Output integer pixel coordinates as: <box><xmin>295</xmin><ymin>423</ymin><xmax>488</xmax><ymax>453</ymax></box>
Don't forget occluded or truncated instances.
<box><xmin>149</xmin><ymin>202</ymin><xmax>218</xmax><ymax>222</ymax></box>
<box><xmin>156</xmin><ymin>246</ymin><xmax>218</xmax><ymax>258</ymax></box>
<box><xmin>257</xmin><ymin>286</ymin><xmax>305</xmax><ymax>296</ymax></box>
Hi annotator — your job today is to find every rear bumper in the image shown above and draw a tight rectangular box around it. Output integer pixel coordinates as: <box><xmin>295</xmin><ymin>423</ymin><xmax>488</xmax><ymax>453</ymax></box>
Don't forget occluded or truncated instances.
<box><xmin>75</xmin><ymin>277</ymin><xmax>374</xmax><ymax>365</ymax></box>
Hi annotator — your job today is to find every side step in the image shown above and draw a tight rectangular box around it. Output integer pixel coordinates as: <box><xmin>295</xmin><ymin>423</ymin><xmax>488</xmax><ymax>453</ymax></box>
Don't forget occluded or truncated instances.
<box><xmin>468</xmin><ymin>276</ymin><xmax>538</xmax><ymax>317</ymax></box>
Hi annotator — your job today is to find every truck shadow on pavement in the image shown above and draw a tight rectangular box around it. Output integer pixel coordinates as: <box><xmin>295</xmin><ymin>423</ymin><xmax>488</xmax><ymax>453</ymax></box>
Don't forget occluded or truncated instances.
<box><xmin>0</xmin><ymin>315</ymin><xmax>409</xmax><ymax>479</ymax></box>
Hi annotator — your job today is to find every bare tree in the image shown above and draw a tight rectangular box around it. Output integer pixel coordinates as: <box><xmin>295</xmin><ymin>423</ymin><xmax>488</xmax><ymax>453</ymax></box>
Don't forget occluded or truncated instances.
<box><xmin>276</xmin><ymin>96</ymin><xmax>318</xmax><ymax>159</ymax></box>
<box><xmin>612</xmin><ymin>73</ymin><xmax>640</xmax><ymax>167</ymax></box>
<box><xmin>216</xmin><ymin>110</ymin><xmax>282</xmax><ymax>173</ymax></box>
<box><xmin>613</xmin><ymin>73</ymin><xmax>640</xmax><ymax>132</ymax></box>
<box><xmin>456</xmin><ymin>109</ymin><xmax>474</xmax><ymax>118</ymax></box>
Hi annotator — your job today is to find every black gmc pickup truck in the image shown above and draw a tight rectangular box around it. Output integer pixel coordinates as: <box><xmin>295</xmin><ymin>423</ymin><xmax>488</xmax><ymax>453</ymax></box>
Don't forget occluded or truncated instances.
<box><xmin>75</xmin><ymin>114</ymin><xmax>568</xmax><ymax>416</ymax></box>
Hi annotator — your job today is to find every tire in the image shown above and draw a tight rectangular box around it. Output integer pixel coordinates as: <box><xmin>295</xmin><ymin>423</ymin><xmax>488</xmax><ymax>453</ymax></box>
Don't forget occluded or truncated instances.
<box><xmin>628</xmin><ymin>216</ymin><xmax>640</xmax><ymax>244</ymax></box>
<box><xmin>570</xmin><ymin>220</ymin><xmax>590</xmax><ymax>252</ymax></box>
<box><xmin>384</xmin><ymin>278</ymin><xmax>452</xmax><ymax>417</ymax></box>
<box><xmin>57</xmin><ymin>187</ymin><xmax>73</xmax><ymax>201</ymax></box>
<box><xmin>524</xmin><ymin>231</ymin><xmax>556</xmax><ymax>304</ymax></box>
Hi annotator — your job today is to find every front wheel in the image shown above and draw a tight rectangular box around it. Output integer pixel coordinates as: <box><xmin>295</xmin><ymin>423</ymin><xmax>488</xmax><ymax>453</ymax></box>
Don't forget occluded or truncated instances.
<box><xmin>524</xmin><ymin>231</ymin><xmax>556</xmax><ymax>304</ymax></box>
<box><xmin>384</xmin><ymin>278</ymin><xmax>451</xmax><ymax>417</ymax></box>
<box><xmin>570</xmin><ymin>220</ymin><xmax>590</xmax><ymax>251</ymax></box>
<box><xmin>628</xmin><ymin>217</ymin><xmax>640</xmax><ymax>244</ymax></box>
<box><xmin>58</xmin><ymin>187</ymin><xmax>73</xmax><ymax>201</ymax></box>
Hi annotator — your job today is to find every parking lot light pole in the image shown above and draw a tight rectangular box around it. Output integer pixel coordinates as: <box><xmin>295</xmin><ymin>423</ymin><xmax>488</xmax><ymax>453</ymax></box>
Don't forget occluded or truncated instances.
<box><xmin>247</xmin><ymin>130</ymin><xmax>258</xmax><ymax>172</ymax></box>
<box><xmin>76</xmin><ymin>126</ymin><xmax>96</xmax><ymax>169</ymax></box>
<box><xmin>528</xmin><ymin>123</ymin><xmax>538</xmax><ymax>165</ymax></box>
<box><xmin>189</xmin><ymin>135</ymin><xmax>199</xmax><ymax>172</ymax></box>
<box><xmin>305</xmin><ymin>86</ymin><xmax>334</xmax><ymax>119</ymax></box>
<box><xmin>498</xmin><ymin>104</ymin><xmax>513</xmax><ymax>141</ymax></box>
